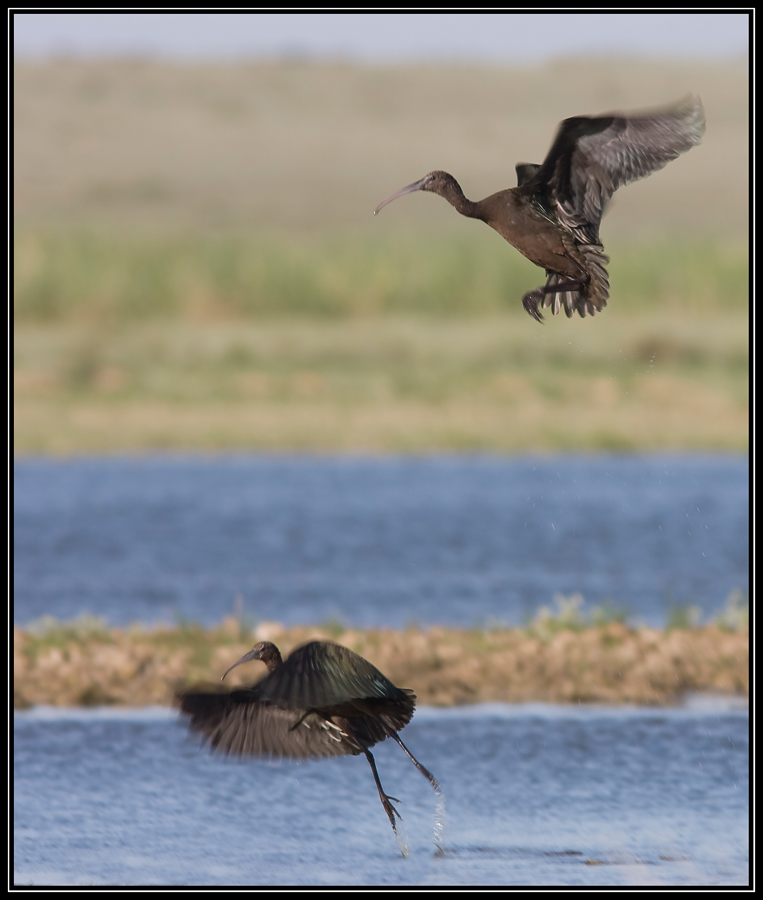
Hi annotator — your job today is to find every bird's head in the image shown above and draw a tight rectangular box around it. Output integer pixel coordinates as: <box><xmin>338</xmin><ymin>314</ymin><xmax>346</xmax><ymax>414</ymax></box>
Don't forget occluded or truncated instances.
<box><xmin>374</xmin><ymin>171</ymin><xmax>452</xmax><ymax>214</ymax></box>
<box><xmin>221</xmin><ymin>641</ymin><xmax>282</xmax><ymax>680</ymax></box>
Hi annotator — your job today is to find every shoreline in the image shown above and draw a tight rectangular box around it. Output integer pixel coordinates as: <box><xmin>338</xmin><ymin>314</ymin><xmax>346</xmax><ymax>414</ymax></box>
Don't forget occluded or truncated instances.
<box><xmin>14</xmin><ymin>618</ymin><xmax>748</xmax><ymax>710</ymax></box>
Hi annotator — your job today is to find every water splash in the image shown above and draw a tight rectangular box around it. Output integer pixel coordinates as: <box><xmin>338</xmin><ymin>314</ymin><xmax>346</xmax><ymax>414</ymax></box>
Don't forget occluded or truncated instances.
<box><xmin>432</xmin><ymin>784</ymin><xmax>447</xmax><ymax>857</ymax></box>
<box><xmin>392</xmin><ymin>821</ymin><xmax>409</xmax><ymax>858</ymax></box>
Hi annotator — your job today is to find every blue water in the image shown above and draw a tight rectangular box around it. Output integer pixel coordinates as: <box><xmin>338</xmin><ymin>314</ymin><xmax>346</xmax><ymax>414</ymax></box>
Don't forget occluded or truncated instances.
<box><xmin>13</xmin><ymin>454</ymin><xmax>750</xmax><ymax>885</ymax></box>
<box><xmin>14</xmin><ymin>700</ymin><xmax>749</xmax><ymax>886</ymax></box>
<box><xmin>14</xmin><ymin>454</ymin><xmax>748</xmax><ymax>629</ymax></box>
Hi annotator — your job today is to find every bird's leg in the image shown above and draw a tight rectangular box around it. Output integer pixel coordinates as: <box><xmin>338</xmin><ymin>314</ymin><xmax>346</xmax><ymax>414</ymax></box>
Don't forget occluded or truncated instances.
<box><xmin>363</xmin><ymin>748</ymin><xmax>402</xmax><ymax>833</ymax></box>
<box><xmin>542</xmin><ymin>278</ymin><xmax>588</xmax><ymax>296</ymax></box>
<box><xmin>522</xmin><ymin>289</ymin><xmax>547</xmax><ymax>322</ymax></box>
<box><xmin>289</xmin><ymin>709</ymin><xmax>316</xmax><ymax>731</ymax></box>
<box><xmin>522</xmin><ymin>277</ymin><xmax>589</xmax><ymax>322</ymax></box>
<box><xmin>386</xmin><ymin>730</ymin><xmax>440</xmax><ymax>793</ymax></box>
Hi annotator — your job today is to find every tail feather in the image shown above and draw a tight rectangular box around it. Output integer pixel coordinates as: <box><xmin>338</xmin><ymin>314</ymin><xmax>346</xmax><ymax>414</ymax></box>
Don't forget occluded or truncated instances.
<box><xmin>541</xmin><ymin>244</ymin><xmax>610</xmax><ymax>318</ymax></box>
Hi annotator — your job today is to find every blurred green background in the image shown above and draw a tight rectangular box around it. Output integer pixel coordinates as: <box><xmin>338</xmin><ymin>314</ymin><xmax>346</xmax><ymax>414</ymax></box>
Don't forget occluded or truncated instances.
<box><xmin>14</xmin><ymin>58</ymin><xmax>748</xmax><ymax>453</ymax></box>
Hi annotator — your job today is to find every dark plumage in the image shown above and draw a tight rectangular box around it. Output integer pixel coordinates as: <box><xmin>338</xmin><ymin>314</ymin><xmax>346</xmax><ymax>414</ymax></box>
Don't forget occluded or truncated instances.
<box><xmin>177</xmin><ymin>640</ymin><xmax>439</xmax><ymax>835</ymax></box>
<box><xmin>375</xmin><ymin>95</ymin><xmax>705</xmax><ymax>322</ymax></box>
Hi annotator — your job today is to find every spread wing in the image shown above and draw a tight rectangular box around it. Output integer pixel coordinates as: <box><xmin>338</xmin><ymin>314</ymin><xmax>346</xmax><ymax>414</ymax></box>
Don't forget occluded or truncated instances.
<box><xmin>531</xmin><ymin>95</ymin><xmax>705</xmax><ymax>242</ymax></box>
<box><xmin>177</xmin><ymin>642</ymin><xmax>416</xmax><ymax>760</ymax></box>
<box><xmin>178</xmin><ymin>687</ymin><xmax>362</xmax><ymax>759</ymax></box>
<box><xmin>254</xmin><ymin>642</ymin><xmax>414</xmax><ymax>732</ymax></box>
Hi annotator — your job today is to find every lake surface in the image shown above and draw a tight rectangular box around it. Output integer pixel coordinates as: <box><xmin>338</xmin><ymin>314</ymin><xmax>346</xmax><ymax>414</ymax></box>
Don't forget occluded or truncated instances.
<box><xmin>14</xmin><ymin>454</ymin><xmax>748</xmax><ymax>629</ymax></box>
<box><xmin>14</xmin><ymin>700</ymin><xmax>749</xmax><ymax>886</ymax></box>
<box><xmin>13</xmin><ymin>455</ymin><xmax>749</xmax><ymax>886</ymax></box>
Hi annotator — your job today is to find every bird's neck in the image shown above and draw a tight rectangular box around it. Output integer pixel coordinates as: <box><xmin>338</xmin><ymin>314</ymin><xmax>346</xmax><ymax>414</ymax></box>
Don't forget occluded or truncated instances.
<box><xmin>261</xmin><ymin>646</ymin><xmax>283</xmax><ymax>673</ymax></box>
<box><xmin>438</xmin><ymin>175</ymin><xmax>483</xmax><ymax>220</ymax></box>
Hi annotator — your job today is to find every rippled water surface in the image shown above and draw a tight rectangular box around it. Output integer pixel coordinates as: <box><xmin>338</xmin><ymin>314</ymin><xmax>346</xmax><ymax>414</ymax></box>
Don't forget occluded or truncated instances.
<box><xmin>14</xmin><ymin>702</ymin><xmax>748</xmax><ymax>886</ymax></box>
<box><xmin>14</xmin><ymin>455</ymin><xmax>747</xmax><ymax>628</ymax></box>
<box><xmin>14</xmin><ymin>455</ymin><xmax>749</xmax><ymax>885</ymax></box>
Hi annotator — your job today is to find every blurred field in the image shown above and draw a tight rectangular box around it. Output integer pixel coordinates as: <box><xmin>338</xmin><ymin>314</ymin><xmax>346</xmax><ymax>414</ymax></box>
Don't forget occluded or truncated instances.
<box><xmin>15</xmin><ymin>312</ymin><xmax>747</xmax><ymax>452</ymax></box>
<box><xmin>13</xmin><ymin>58</ymin><xmax>748</xmax><ymax>453</ymax></box>
<box><xmin>13</xmin><ymin>57</ymin><xmax>747</xmax><ymax>236</ymax></box>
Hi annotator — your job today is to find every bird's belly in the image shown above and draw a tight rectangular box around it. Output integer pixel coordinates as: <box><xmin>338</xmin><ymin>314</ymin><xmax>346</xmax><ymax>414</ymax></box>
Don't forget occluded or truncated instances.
<box><xmin>508</xmin><ymin>231</ymin><xmax>579</xmax><ymax>276</ymax></box>
<box><xmin>489</xmin><ymin>217</ymin><xmax>578</xmax><ymax>276</ymax></box>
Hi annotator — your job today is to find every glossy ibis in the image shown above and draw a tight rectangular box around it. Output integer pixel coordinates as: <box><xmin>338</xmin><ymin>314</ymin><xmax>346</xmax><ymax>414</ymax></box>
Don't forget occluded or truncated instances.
<box><xmin>177</xmin><ymin>640</ymin><xmax>440</xmax><ymax>837</ymax></box>
<box><xmin>375</xmin><ymin>95</ymin><xmax>705</xmax><ymax>321</ymax></box>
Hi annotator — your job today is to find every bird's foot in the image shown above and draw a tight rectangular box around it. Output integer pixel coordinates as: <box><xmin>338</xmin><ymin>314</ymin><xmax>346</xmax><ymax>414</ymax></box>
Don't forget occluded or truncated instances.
<box><xmin>382</xmin><ymin>794</ymin><xmax>402</xmax><ymax>832</ymax></box>
<box><xmin>522</xmin><ymin>290</ymin><xmax>545</xmax><ymax>323</ymax></box>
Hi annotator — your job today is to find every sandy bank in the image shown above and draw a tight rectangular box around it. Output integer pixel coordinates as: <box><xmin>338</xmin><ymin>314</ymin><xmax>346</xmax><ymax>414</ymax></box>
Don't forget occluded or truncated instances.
<box><xmin>14</xmin><ymin>618</ymin><xmax>748</xmax><ymax>710</ymax></box>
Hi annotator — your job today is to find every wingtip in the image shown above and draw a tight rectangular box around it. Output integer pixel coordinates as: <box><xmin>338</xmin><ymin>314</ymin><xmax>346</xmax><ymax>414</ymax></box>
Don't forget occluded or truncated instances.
<box><xmin>675</xmin><ymin>93</ymin><xmax>706</xmax><ymax>142</ymax></box>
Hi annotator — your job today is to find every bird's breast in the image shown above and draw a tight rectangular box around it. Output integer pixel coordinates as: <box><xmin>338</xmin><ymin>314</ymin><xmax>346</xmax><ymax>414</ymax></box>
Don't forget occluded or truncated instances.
<box><xmin>481</xmin><ymin>197</ymin><xmax>579</xmax><ymax>275</ymax></box>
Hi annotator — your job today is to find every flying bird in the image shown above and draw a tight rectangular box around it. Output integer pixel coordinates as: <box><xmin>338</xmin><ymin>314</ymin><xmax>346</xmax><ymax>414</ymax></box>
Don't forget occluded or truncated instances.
<box><xmin>177</xmin><ymin>640</ymin><xmax>440</xmax><ymax>838</ymax></box>
<box><xmin>374</xmin><ymin>96</ymin><xmax>705</xmax><ymax>321</ymax></box>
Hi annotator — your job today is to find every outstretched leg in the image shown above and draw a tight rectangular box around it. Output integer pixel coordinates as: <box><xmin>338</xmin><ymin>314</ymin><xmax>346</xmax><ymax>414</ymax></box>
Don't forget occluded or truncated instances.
<box><xmin>522</xmin><ymin>277</ymin><xmax>589</xmax><ymax>323</ymax></box>
<box><xmin>386</xmin><ymin>731</ymin><xmax>440</xmax><ymax>793</ymax></box>
<box><xmin>363</xmin><ymin>748</ymin><xmax>402</xmax><ymax>833</ymax></box>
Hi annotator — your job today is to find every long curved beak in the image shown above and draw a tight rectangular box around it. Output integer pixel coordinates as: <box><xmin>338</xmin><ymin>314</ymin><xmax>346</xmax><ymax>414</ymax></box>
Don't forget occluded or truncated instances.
<box><xmin>374</xmin><ymin>175</ymin><xmax>432</xmax><ymax>215</ymax></box>
<box><xmin>221</xmin><ymin>648</ymin><xmax>259</xmax><ymax>681</ymax></box>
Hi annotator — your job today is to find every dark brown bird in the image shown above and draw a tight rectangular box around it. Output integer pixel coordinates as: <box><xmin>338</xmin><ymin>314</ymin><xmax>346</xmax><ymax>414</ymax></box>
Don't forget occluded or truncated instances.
<box><xmin>177</xmin><ymin>640</ymin><xmax>439</xmax><ymax>836</ymax></box>
<box><xmin>374</xmin><ymin>95</ymin><xmax>705</xmax><ymax>322</ymax></box>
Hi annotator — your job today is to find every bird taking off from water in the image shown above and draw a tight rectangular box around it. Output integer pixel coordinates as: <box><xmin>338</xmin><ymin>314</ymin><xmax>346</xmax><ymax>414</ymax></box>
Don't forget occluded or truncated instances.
<box><xmin>374</xmin><ymin>96</ymin><xmax>705</xmax><ymax>322</ymax></box>
<box><xmin>177</xmin><ymin>640</ymin><xmax>440</xmax><ymax>839</ymax></box>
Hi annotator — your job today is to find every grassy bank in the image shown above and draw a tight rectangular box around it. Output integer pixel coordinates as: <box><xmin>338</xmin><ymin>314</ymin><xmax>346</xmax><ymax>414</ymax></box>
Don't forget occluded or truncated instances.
<box><xmin>15</xmin><ymin>309</ymin><xmax>748</xmax><ymax>453</ymax></box>
<box><xmin>14</xmin><ymin>228</ymin><xmax>748</xmax><ymax>321</ymax></box>
<box><xmin>13</xmin><ymin>228</ymin><xmax>748</xmax><ymax>454</ymax></box>
<box><xmin>14</xmin><ymin>604</ymin><xmax>748</xmax><ymax>710</ymax></box>
<box><xmin>13</xmin><ymin>59</ymin><xmax>748</xmax><ymax>454</ymax></box>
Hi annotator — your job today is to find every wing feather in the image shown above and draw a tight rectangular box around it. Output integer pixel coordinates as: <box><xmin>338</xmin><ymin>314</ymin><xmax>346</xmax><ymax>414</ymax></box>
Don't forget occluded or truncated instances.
<box><xmin>178</xmin><ymin>688</ymin><xmax>361</xmax><ymax>760</ymax></box>
<box><xmin>177</xmin><ymin>641</ymin><xmax>417</xmax><ymax>761</ymax></box>
<box><xmin>254</xmin><ymin>642</ymin><xmax>411</xmax><ymax>714</ymax></box>
<box><xmin>534</xmin><ymin>95</ymin><xmax>705</xmax><ymax>240</ymax></box>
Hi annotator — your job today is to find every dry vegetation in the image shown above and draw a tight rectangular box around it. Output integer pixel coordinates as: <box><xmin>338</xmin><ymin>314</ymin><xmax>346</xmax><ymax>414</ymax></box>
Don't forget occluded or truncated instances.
<box><xmin>13</xmin><ymin>58</ymin><xmax>747</xmax><ymax>237</ymax></box>
<box><xmin>14</xmin><ymin>314</ymin><xmax>747</xmax><ymax>452</ymax></box>
<box><xmin>13</xmin><ymin>61</ymin><xmax>749</xmax><ymax>714</ymax></box>
<box><xmin>14</xmin><ymin>609</ymin><xmax>748</xmax><ymax>710</ymax></box>
<box><xmin>14</xmin><ymin>58</ymin><xmax>748</xmax><ymax>454</ymax></box>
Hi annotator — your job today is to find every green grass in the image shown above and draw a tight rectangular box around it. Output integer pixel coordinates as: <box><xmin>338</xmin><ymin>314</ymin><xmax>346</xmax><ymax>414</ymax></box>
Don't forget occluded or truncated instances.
<box><xmin>12</xmin><ymin>226</ymin><xmax>749</xmax><ymax>453</ymax></box>
<box><xmin>14</xmin><ymin>227</ymin><xmax>748</xmax><ymax>321</ymax></box>
<box><xmin>15</xmin><ymin>312</ymin><xmax>747</xmax><ymax>400</ymax></box>
<box><xmin>14</xmin><ymin>310</ymin><xmax>748</xmax><ymax>453</ymax></box>
<box><xmin>523</xmin><ymin>593</ymin><xmax>630</xmax><ymax>639</ymax></box>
